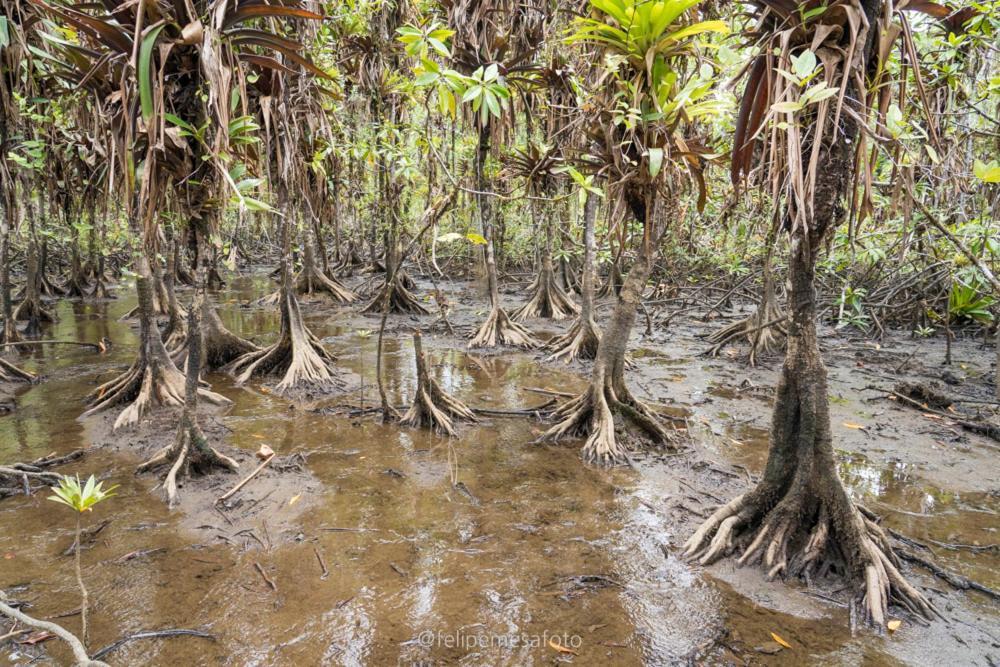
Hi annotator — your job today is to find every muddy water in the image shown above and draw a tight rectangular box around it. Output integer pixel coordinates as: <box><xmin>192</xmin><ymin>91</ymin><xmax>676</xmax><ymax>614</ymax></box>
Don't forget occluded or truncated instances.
<box><xmin>1</xmin><ymin>275</ymin><xmax>997</xmax><ymax>666</ymax></box>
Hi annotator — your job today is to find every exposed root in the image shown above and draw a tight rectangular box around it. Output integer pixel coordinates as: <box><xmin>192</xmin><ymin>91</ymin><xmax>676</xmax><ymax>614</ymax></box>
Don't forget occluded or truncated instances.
<box><xmin>296</xmin><ymin>241</ymin><xmax>356</xmax><ymax>303</ymax></box>
<box><xmin>545</xmin><ymin>315</ymin><xmax>601</xmax><ymax>362</ymax></box>
<box><xmin>296</xmin><ymin>264</ymin><xmax>356</xmax><ymax>303</ymax></box>
<box><xmin>171</xmin><ymin>304</ymin><xmax>259</xmax><ymax>370</ymax></box>
<box><xmin>539</xmin><ymin>370</ymin><xmax>673</xmax><ymax>465</ymax></box>
<box><xmin>136</xmin><ymin>420</ymin><xmax>238</xmax><ymax>508</ymax></box>
<box><xmin>85</xmin><ymin>266</ymin><xmax>229</xmax><ymax>430</ymax></box>
<box><xmin>206</xmin><ymin>265</ymin><xmax>226</xmax><ymax>290</ymax></box>
<box><xmin>469</xmin><ymin>305</ymin><xmax>539</xmax><ymax>349</ymax></box>
<box><xmin>511</xmin><ymin>261</ymin><xmax>579</xmax><ymax>322</ymax></box>
<box><xmin>84</xmin><ymin>354</ymin><xmax>230</xmax><ymax>430</ymax></box>
<box><xmin>63</xmin><ymin>272</ymin><xmax>90</xmax><ymax>299</ymax></box>
<box><xmin>13</xmin><ymin>296</ymin><xmax>54</xmax><ymax>336</ymax></box>
<box><xmin>597</xmin><ymin>263</ymin><xmax>623</xmax><ymax>298</ymax></box>
<box><xmin>360</xmin><ymin>276</ymin><xmax>428</xmax><ymax>315</ymax></box>
<box><xmin>706</xmin><ymin>293</ymin><xmax>787</xmax><ymax>365</ymax></box>
<box><xmin>1</xmin><ymin>316</ymin><xmax>19</xmax><ymax>344</ymax></box>
<box><xmin>682</xmin><ymin>489</ymin><xmax>939</xmax><ymax>630</ymax></box>
<box><xmin>0</xmin><ymin>357</ymin><xmax>35</xmax><ymax>383</ymax></box>
<box><xmin>400</xmin><ymin>331</ymin><xmax>476</xmax><ymax>436</ymax></box>
<box><xmin>90</xmin><ymin>279</ymin><xmax>114</xmax><ymax>299</ymax></box>
<box><xmin>224</xmin><ymin>287</ymin><xmax>338</xmax><ymax>396</ymax></box>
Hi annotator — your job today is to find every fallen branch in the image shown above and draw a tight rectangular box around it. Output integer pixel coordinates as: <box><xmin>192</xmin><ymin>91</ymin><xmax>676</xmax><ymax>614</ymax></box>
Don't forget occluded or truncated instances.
<box><xmin>0</xmin><ymin>592</ymin><xmax>108</xmax><ymax>666</ymax></box>
<box><xmin>89</xmin><ymin>628</ymin><xmax>215</xmax><ymax>661</ymax></box>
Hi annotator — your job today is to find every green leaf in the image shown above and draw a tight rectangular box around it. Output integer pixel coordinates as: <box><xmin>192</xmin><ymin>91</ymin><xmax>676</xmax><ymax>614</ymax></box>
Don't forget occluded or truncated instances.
<box><xmin>791</xmin><ymin>49</ymin><xmax>817</xmax><ymax>80</ymax></box>
<box><xmin>772</xmin><ymin>101</ymin><xmax>803</xmax><ymax>114</ymax></box>
<box><xmin>973</xmin><ymin>159</ymin><xmax>1000</xmax><ymax>183</ymax></box>
<box><xmin>648</xmin><ymin>147</ymin><xmax>663</xmax><ymax>178</ymax></box>
<box><xmin>139</xmin><ymin>24</ymin><xmax>167</xmax><ymax>122</ymax></box>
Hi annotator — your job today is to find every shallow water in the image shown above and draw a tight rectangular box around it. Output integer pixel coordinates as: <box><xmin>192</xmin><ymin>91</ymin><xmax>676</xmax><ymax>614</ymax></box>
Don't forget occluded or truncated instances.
<box><xmin>1</xmin><ymin>274</ymin><xmax>997</xmax><ymax>665</ymax></box>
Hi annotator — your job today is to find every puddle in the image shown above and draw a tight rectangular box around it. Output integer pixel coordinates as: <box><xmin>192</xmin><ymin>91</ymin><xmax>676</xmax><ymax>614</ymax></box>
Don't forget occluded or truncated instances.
<box><xmin>0</xmin><ymin>273</ymin><xmax>996</xmax><ymax>665</ymax></box>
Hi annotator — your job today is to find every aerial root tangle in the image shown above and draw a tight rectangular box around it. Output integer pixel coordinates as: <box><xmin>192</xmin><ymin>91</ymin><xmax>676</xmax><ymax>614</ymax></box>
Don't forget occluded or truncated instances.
<box><xmin>400</xmin><ymin>332</ymin><xmax>476</xmax><ymax>436</ymax></box>
<box><xmin>469</xmin><ymin>306</ymin><xmax>539</xmax><ymax>349</ymax></box>
<box><xmin>136</xmin><ymin>421</ymin><xmax>238</xmax><ymax>508</ymax></box>
<box><xmin>512</xmin><ymin>263</ymin><xmax>579</xmax><ymax>322</ymax></box>
<box><xmin>84</xmin><ymin>354</ymin><xmax>230</xmax><ymax>431</ymax></box>
<box><xmin>545</xmin><ymin>315</ymin><xmax>601</xmax><ymax>362</ymax></box>
<box><xmin>361</xmin><ymin>276</ymin><xmax>428</xmax><ymax>315</ymax></box>
<box><xmin>540</xmin><ymin>372</ymin><xmax>673</xmax><ymax>465</ymax></box>
<box><xmin>0</xmin><ymin>358</ymin><xmax>35</xmax><ymax>383</ymax></box>
<box><xmin>706</xmin><ymin>292</ymin><xmax>786</xmax><ymax>365</ymax></box>
<box><xmin>224</xmin><ymin>288</ymin><xmax>337</xmax><ymax>395</ymax></box>
<box><xmin>682</xmin><ymin>492</ymin><xmax>940</xmax><ymax>630</ymax></box>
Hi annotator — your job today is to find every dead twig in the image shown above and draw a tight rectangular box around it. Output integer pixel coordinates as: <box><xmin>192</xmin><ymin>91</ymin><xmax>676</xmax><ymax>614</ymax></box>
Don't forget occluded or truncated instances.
<box><xmin>254</xmin><ymin>561</ymin><xmax>277</xmax><ymax>592</ymax></box>
<box><xmin>217</xmin><ymin>453</ymin><xmax>275</xmax><ymax>504</ymax></box>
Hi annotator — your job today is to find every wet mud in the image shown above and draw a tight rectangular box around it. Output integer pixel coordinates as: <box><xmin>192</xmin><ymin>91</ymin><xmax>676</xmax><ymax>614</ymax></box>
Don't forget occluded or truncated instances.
<box><xmin>1</xmin><ymin>273</ymin><xmax>997</xmax><ymax>665</ymax></box>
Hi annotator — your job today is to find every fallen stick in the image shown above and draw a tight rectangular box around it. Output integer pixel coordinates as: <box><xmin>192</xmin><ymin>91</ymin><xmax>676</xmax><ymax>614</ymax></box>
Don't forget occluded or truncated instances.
<box><xmin>522</xmin><ymin>386</ymin><xmax>575</xmax><ymax>399</ymax></box>
<box><xmin>0</xmin><ymin>593</ymin><xmax>108</xmax><ymax>667</ymax></box>
<box><xmin>471</xmin><ymin>399</ymin><xmax>556</xmax><ymax>417</ymax></box>
<box><xmin>313</xmin><ymin>546</ymin><xmax>329</xmax><ymax>580</ymax></box>
<box><xmin>869</xmin><ymin>385</ymin><xmax>1000</xmax><ymax>443</ymax></box>
<box><xmin>254</xmin><ymin>561</ymin><xmax>277</xmax><ymax>592</ymax></box>
<box><xmin>0</xmin><ymin>340</ymin><xmax>104</xmax><ymax>351</ymax></box>
<box><xmin>89</xmin><ymin>628</ymin><xmax>215</xmax><ymax>661</ymax></box>
<box><xmin>217</xmin><ymin>453</ymin><xmax>275</xmax><ymax>504</ymax></box>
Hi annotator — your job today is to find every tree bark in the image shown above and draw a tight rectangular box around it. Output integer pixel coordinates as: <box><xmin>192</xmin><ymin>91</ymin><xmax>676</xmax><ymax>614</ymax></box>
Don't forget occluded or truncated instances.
<box><xmin>541</xmin><ymin>193</ymin><xmax>672</xmax><ymax>463</ymax></box>
<box><xmin>547</xmin><ymin>191</ymin><xmax>602</xmax><ymax>361</ymax></box>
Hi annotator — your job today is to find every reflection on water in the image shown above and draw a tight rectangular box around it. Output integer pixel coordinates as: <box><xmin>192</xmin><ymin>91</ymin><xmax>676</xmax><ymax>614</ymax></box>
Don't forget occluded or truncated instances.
<box><xmin>0</xmin><ymin>272</ymin><xmax>996</xmax><ymax>665</ymax></box>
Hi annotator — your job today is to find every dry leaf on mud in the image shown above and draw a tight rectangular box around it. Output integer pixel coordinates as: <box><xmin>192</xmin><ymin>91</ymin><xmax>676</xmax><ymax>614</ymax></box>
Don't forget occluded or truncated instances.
<box><xmin>257</xmin><ymin>444</ymin><xmax>275</xmax><ymax>459</ymax></box>
<box><xmin>548</xmin><ymin>638</ymin><xmax>579</xmax><ymax>655</ymax></box>
<box><xmin>842</xmin><ymin>422</ymin><xmax>864</xmax><ymax>429</ymax></box>
<box><xmin>289</xmin><ymin>494</ymin><xmax>301</xmax><ymax>506</ymax></box>
<box><xmin>754</xmin><ymin>641</ymin><xmax>783</xmax><ymax>654</ymax></box>
<box><xmin>887</xmin><ymin>619</ymin><xmax>902</xmax><ymax>633</ymax></box>
<box><xmin>17</xmin><ymin>631</ymin><xmax>54</xmax><ymax>645</ymax></box>
<box><xmin>770</xmin><ymin>632</ymin><xmax>792</xmax><ymax>648</ymax></box>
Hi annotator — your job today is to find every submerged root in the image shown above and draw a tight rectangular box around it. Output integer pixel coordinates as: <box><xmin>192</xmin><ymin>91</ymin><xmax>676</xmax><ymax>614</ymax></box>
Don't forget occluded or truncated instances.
<box><xmin>361</xmin><ymin>277</ymin><xmax>428</xmax><ymax>315</ymax></box>
<box><xmin>469</xmin><ymin>306</ymin><xmax>539</xmax><ymax>349</ymax></box>
<box><xmin>224</xmin><ymin>289</ymin><xmax>337</xmax><ymax>396</ymax></box>
<box><xmin>136</xmin><ymin>420</ymin><xmax>238</xmax><ymax>508</ymax></box>
<box><xmin>706</xmin><ymin>295</ymin><xmax>786</xmax><ymax>365</ymax></box>
<box><xmin>84</xmin><ymin>354</ymin><xmax>230</xmax><ymax>431</ymax></box>
<box><xmin>545</xmin><ymin>315</ymin><xmax>601</xmax><ymax>362</ymax></box>
<box><xmin>0</xmin><ymin>358</ymin><xmax>35</xmax><ymax>383</ymax></box>
<box><xmin>512</xmin><ymin>264</ymin><xmax>579</xmax><ymax>322</ymax></box>
<box><xmin>539</xmin><ymin>376</ymin><xmax>673</xmax><ymax>465</ymax></box>
<box><xmin>682</xmin><ymin>487</ymin><xmax>939</xmax><ymax>630</ymax></box>
<box><xmin>400</xmin><ymin>332</ymin><xmax>476</xmax><ymax>436</ymax></box>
